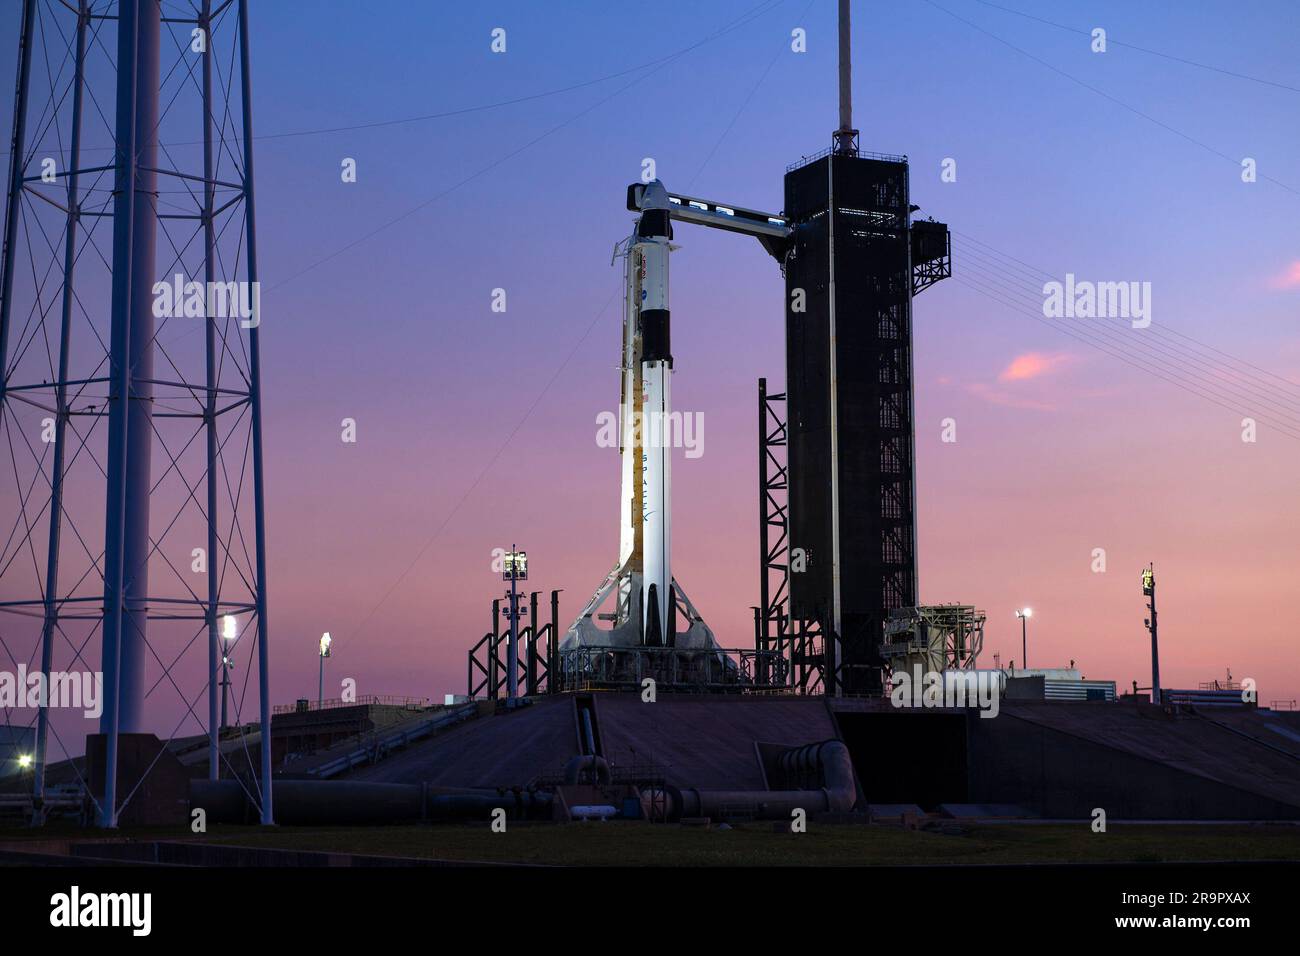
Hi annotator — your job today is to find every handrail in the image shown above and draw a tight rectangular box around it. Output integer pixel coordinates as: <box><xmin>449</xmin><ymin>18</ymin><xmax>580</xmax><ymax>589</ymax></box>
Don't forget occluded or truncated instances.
<box><xmin>273</xmin><ymin>694</ymin><xmax>428</xmax><ymax>715</ymax></box>
<box><xmin>306</xmin><ymin>703</ymin><xmax>478</xmax><ymax>779</ymax></box>
<box><xmin>786</xmin><ymin>145</ymin><xmax>907</xmax><ymax>172</ymax></box>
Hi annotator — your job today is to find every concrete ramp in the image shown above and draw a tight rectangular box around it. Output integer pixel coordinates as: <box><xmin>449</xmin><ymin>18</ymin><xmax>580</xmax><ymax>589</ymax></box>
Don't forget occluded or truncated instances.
<box><xmin>344</xmin><ymin>693</ymin><xmax>838</xmax><ymax>792</ymax></box>
<box><xmin>346</xmin><ymin>697</ymin><xmax>579</xmax><ymax>788</ymax></box>
<box><xmin>1202</xmin><ymin>707</ymin><xmax>1300</xmax><ymax>758</ymax></box>
<box><xmin>593</xmin><ymin>693</ymin><xmax>837</xmax><ymax>789</ymax></box>
<box><xmin>973</xmin><ymin>701</ymin><xmax>1300</xmax><ymax>819</ymax></box>
<box><xmin>340</xmin><ymin>693</ymin><xmax>1299</xmax><ymax>820</ymax></box>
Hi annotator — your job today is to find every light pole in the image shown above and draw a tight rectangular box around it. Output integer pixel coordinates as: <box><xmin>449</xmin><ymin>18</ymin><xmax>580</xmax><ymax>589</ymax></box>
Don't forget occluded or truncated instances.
<box><xmin>502</xmin><ymin>547</ymin><xmax>527</xmax><ymax>703</ymax></box>
<box><xmin>1015</xmin><ymin>608</ymin><xmax>1032</xmax><ymax>670</ymax></box>
<box><xmin>318</xmin><ymin>632</ymin><xmax>332</xmax><ymax>708</ymax></box>
<box><xmin>220</xmin><ymin>614</ymin><xmax>237</xmax><ymax>731</ymax></box>
<box><xmin>1142</xmin><ymin>565</ymin><xmax>1159</xmax><ymax>704</ymax></box>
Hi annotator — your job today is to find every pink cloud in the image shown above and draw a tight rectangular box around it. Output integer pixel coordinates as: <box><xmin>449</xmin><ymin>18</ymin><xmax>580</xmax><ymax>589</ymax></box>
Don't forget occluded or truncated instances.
<box><xmin>1268</xmin><ymin>260</ymin><xmax>1300</xmax><ymax>290</ymax></box>
<box><xmin>998</xmin><ymin>351</ymin><xmax>1073</xmax><ymax>383</ymax></box>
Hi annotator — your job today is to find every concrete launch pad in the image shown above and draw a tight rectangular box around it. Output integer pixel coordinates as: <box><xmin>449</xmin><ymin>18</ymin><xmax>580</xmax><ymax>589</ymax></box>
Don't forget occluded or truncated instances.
<box><xmin>319</xmin><ymin>694</ymin><xmax>1300</xmax><ymax>822</ymax></box>
<box><xmin>9</xmin><ymin>693</ymin><xmax>1299</xmax><ymax>826</ymax></box>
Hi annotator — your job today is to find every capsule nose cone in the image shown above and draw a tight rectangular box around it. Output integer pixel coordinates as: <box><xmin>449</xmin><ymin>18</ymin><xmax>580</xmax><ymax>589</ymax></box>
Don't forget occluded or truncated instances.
<box><xmin>639</xmin><ymin>179</ymin><xmax>670</xmax><ymax>211</ymax></box>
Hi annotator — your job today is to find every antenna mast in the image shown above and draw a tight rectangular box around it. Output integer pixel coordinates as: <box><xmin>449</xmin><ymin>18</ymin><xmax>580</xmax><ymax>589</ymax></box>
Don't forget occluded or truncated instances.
<box><xmin>833</xmin><ymin>0</ymin><xmax>859</xmax><ymax>153</ymax></box>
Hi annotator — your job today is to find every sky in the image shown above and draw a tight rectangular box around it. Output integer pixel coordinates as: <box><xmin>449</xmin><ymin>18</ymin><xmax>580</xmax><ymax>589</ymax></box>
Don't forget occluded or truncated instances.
<box><xmin>1</xmin><ymin>0</ymin><xmax>1298</xmax><ymax>742</ymax></box>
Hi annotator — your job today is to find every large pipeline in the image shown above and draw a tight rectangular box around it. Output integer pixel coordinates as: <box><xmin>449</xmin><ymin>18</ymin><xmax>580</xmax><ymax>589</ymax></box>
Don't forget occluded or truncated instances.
<box><xmin>191</xmin><ymin>740</ymin><xmax>854</xmax><ymax>825</ymax></box>
<box><xmin>191</xmin><ymin>779</ymin><xmax>551</xmax><ymax>826</ymax></box>
<box><xmin>564</xmin><ymin>754</ymin><xmax>611</xmax><ymax>786</ymax></box>
<box><xmin>675</xmin><ymin>740</ymin><xmax>856</xmax><ymax>820</ymax></box>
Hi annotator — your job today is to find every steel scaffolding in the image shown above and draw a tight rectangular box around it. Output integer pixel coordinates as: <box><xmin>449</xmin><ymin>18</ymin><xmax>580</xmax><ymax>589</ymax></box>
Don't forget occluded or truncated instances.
<box><xmin>754</xmin><ymin>379</ymin><xmax>835</xmax><ymax>695</ymax></box>
<box><xmin>0</xmin><ymin>0</ymin><xmax>271</xmax><ymax>826</ymax></box>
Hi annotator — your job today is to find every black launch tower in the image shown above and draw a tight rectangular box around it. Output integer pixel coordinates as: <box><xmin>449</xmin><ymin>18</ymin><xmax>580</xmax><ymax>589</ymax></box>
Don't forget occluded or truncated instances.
<box><xmin>783</xmin><ymin>147</ymin><xmax>949</xmax><ymax>694</ymax></box>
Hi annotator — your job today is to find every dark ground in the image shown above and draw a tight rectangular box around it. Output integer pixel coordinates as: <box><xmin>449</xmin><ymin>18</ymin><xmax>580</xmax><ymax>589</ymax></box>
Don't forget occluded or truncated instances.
<box><xmin>4</xmin><ymin>819</ymin><xmax>1300</xmax><ymax>866</ymax></box>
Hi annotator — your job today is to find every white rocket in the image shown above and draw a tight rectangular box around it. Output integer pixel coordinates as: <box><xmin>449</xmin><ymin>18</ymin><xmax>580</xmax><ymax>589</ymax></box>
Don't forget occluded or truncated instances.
<box><xmin>562</xmin><ymin>180</ymin><xmax>790</xmax><ymax>652</ymax></box>
<box><xmin>632</xmin><ymin>182</ymin><xmax>674</xmax><ymax>642</ymax></box>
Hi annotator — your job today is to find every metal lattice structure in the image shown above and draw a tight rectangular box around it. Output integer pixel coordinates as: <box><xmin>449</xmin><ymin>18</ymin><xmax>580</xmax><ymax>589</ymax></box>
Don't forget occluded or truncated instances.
<box><xmin>911</xmin><ymin>219</ymin><xmax>951</xmax><ymax>295</ymax></box>
<box><xmin>0</xmin><ymin>0</ymin><xmax>270</xmax><ymax>826</ymax></box>
<box><xmin>555</xmin><ymin>645</ymin><xmax>783</xmax><ymax>694</ymax></box>
<box><xmin>756</xmin><ymin>377</ymin><xmax>788</xmax><ymax>656</ymax></box>
<box><xmin>754</xmin><ymin>378</ymin><xmax>831</xmax><ymax>694</ymax></box>
<box><xmin>880</xmin><ymin>605</ymin><xmax>985</xmax><ymax>677</ymax></box>
<box><xmin>468</xmin><ymin>591</ymin><xmax>560</xmax><ymax>699</ymax></box>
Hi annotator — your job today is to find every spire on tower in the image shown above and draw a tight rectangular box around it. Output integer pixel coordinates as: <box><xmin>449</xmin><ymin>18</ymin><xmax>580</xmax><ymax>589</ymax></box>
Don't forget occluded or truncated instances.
<box><xmin>833</xmin><ymin>0</ymin><xmax>859</xmax><ymax>153</ymax></box>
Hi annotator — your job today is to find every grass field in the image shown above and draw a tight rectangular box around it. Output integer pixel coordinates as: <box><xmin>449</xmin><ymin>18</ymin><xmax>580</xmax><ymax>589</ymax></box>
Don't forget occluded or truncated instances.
<box><xmin>7</xmin><ymin>820</ymin><xmax>1299</xmax><ymax>866</ymax></box>
<box><xmin>193</xmin><ymin>821</ymin><xmax>1300</xmax><ymax>866</ymax></box>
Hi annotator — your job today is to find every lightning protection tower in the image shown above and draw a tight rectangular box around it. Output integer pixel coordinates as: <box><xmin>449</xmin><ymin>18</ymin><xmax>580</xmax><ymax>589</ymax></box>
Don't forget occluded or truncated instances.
<box><xmin>0</xmin><ymin>0</ymin><xmax>271</xmax><ymax>826</ymax></box>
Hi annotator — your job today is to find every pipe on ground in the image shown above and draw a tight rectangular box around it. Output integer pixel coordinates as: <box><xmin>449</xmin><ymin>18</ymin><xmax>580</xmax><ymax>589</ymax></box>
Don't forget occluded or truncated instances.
<box><xmin>677</xmin><ymin>740</ymin><xmax>856</xmax><ymax>820</ymax></box>
<box><xmin>189</xmin><ymin>740</ymin><xmax>851</xmax><ymax>825</ymax></box>
<box><xmin>191</xmin><ymin>779</ymin><xmax>551</xmax><ymax>826</ymax></box>
<box><xmin>563</xmin><ymin>754</ymin><xmax>611</xmax><ymax>786</ymax></box>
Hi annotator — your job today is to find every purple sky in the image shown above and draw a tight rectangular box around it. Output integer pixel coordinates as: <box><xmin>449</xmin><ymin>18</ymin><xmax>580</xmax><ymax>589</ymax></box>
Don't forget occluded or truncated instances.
<box><xmin>2</xmin><ymin>0</ymin><xmax>1298</xmax><ymax>740</ymax></box>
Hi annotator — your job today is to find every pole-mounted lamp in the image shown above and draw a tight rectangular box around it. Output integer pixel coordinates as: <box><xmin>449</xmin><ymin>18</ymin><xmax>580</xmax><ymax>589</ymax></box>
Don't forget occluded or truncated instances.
<box><xmin>1015</xmin><ymin>608</ymin><xmax>1032</xmax><ymax>670</ymax></box>
<box><xmin>318</xmin><ymin>632</ymin><xmax>332</xmax><ymax>708</ymax></box>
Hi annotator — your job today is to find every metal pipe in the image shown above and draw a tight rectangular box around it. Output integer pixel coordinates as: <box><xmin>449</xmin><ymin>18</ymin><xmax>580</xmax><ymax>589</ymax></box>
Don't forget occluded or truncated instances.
<box><xmin>100</xmin><ymin>0</ymin><xmax>156</xmax><ymax>828</ymax></box>
<box><xmin>33</xmin><ymin>0</ymin><xmax>88</xmax><ymax>820</ymax></box>
<box><xmin>190</xmin><ymin>740</ymin><xmax>853</xmax><ymax>826</ymax></box>
<box><xmin>837</xmin><ymin>0</ymin><xmax>852</xmax><ymax>134</ymax></box>
<box><xmin>833</xmin><ymin>0</ymin><xmax>856</xmax><ymax>153</ymax></box>
<box><xmin>1148</xmin><ymin>567</ymin><xmax>1160</xmax><ymax>705</ymax></box>
<box><xmin>220</xmin><ymin>655</ymin><xmax>229</xmax><ymax>730</ymax></box>
<box><xmin>0</xmin><ymin>0</ymin><xmax>37</xmax><ymax>388</ymax></box>
<box><xmin>903</xmin><ymin>167</ymin><xmax>920</xmax><ymax>621</ymax></box>
<box><xmin>757</xmin><ymin>377</ymin><xmax>769</xmax><ymax>662</ymax></box>
<box><xmin>563</xmin><ymin>754</ymin><xmax>611</xmax><ymax>786</ymax></box>
<box><xmin>201</xmin><ymin>0</ymin><xmax>219</xmax><ymax>783</ymax></box>
<box><xmin>679</xmin><ymin>785</ymin><xmax>848</xmax><ymax>819</ymax></box>
<box><xmin>527</xmin><ymin>591</ymin><xmax>540</xmax><ymax>695</ymax></box>
<box><xmin>580</xmin><ymin>707</ymin><xmax>596</xmax><ymax>756</ymax></box>
<box><xmin>507</xmin><ymin>545</ymin><xmax>519</xmax><ymax>700</ymax></box>
<box><xmin>824</xmin><ymin>159</ymin><xmax>841</xmax><ymax>697</ymax></box>
<box><xmin>117</xmin><ymin>0</ymin><xmax>160</xmax><ymax>735</ymax></box>
<box><xmin>191</xmin><ymin>779</ymin><xmax>551</xmax><ymax>826</ymax></box>
<box><xmin>679</xmin><ymin>740</ymin><xmax>856</xmax><ymax>819</ymax></box>
<box><xmin>237</xmin><ymin>0</ymin><xmax>273</xmax><ymax>826</ymax></box>
<box><xmin>490</xmin><ymin>598</ymin><xmax>500</xmax><ymax>697</ymax></box>
<box><xmin>549</xmin><ymin>590</ymin><xmax>560</xmax><ymax>693</ymax></box>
